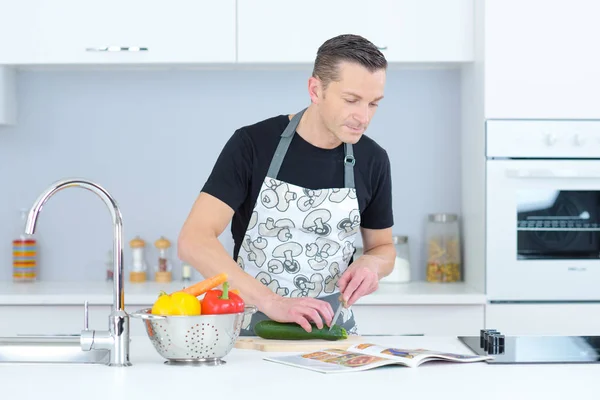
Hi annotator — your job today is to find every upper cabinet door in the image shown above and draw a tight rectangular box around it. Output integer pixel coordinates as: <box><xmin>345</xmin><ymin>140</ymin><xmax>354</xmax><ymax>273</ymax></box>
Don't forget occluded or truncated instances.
<box><xmin>0</xmin><ymin>0</ymin><xmax>236</xmax><ymax>65</ymax></box>
<box><xmin>485</xmin><ymin>0</ymin><xmax>600</xmax><ymax>119</ymax></box>
<box><xmin>237</xmin><ymin>0</ymin><xmax>474</xmax><ymax>64</ymax></box>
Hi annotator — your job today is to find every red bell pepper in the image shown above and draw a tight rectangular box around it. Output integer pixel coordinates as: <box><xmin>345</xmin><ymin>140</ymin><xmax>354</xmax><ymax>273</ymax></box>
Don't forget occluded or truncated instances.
<box><xmin>201</xmin><ymin>281</ymin><xmax>245</xmax><ymax>314</ymax></box>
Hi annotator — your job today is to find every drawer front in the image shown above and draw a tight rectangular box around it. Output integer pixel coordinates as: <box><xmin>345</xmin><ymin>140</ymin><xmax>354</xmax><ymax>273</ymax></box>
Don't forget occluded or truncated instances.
<box><xmin>0</xmin><ymin>305</ymin><xmax>151</xmax><ymax>337</ymax></box>
<box><xmin>486</xmin><ymin>303</ymin><xmax>600</xmax><ymax>336</ymax></box>
<box><xmin>1</xmin><ymin>304</ymin><xmax>485</xmax><ymax>337</ymax></box>
<box><xmin>352</xmin><ymin>305</ymin><xmax>484</xmax><ymax>336</ymax></box>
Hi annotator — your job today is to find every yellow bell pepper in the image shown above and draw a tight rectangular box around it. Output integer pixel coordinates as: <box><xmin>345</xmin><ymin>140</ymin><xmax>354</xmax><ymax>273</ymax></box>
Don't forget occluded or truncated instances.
<box><xmin>151</xmin><ymin>290</ymin><xmax>201</xmax><ymax>316</ymax></box>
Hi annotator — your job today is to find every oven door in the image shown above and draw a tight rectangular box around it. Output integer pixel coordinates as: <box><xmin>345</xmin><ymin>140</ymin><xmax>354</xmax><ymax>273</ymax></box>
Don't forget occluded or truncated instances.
<box><xmin>486</xmin><ymin>160</ymin><xmax>600</xmax><ymax>301</ymax></box>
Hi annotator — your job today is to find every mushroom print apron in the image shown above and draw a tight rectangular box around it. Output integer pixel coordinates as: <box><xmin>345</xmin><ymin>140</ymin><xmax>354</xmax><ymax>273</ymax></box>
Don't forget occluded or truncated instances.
<box><xmin>238</xmin><ymin>108</ymin><xmax>361</xmax><ymax>336</ymax></box>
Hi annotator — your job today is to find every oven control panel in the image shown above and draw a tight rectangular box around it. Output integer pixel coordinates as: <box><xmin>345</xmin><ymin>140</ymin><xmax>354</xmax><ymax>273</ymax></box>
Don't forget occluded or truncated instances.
<box><xmin>486</xmin><ymin>119</ymin><xmax>600</xmax><ymax>158</ymax></box>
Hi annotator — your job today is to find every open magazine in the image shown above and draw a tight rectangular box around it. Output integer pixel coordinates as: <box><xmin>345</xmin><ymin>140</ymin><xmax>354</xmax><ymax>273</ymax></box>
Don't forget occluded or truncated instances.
<box><xmin>264</xmin><ymin>343</ymin><xmax>494</xmax><ymax>374</ymax></box>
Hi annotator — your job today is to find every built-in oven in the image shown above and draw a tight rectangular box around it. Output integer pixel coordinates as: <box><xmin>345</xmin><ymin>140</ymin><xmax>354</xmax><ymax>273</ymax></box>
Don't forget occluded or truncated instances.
<box><xmin>486</xmin><ymin>120</ymin><xmax>600</xmax><ymax>301</ymax></box>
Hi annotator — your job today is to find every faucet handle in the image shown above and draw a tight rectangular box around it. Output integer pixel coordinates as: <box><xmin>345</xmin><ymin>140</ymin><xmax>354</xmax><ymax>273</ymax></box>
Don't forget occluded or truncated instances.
<box><xmin>84</xmin><ymin>300</ymin><xmax>89</xmax><ymax>331</ymax></box>
<box><xmin>81</xmin><ymin>300</ymin><xmax>94</xmax><ymax>351</ymax></box>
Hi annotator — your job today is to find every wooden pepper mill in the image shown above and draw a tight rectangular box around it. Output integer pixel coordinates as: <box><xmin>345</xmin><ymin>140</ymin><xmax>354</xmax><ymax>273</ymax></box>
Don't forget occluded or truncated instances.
<box><xmin>154</xmin><ymin>236</ymin><xmax>173</xmax><ymax>283</ymax></box>
<box><xmin>129</xmin><ymin>236</ymin><xmax>148</xmax><ymax>283</ymax></box>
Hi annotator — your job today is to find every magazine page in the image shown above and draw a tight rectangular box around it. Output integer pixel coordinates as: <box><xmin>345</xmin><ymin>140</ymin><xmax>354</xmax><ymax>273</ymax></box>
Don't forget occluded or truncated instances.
<box><xmin>346</xmin><ymin>343</ymin><xmax>494</xmax><ymax>367</ymax></box>
<box><xmin>263</xmin><ymin>348</ymin><xmax>399</xmax><ymax>374</ymax></box>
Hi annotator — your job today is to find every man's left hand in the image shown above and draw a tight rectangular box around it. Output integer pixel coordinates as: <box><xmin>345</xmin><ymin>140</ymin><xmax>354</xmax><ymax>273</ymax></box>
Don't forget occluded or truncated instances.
<box><xmin>337</xmin><ymin>255</ymin><xmax>382</xmax><ymax>306</ymax></box>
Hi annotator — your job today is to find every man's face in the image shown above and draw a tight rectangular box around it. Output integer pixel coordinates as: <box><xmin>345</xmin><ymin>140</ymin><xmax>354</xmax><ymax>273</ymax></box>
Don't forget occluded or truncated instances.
<box><xmin>313</xmin><ymin>61</ymin><xmax>386</xmax><ymax>145</ymax></box>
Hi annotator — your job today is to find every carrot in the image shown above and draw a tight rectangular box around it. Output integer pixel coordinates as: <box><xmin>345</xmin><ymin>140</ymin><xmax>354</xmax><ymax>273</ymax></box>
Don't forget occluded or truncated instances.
<box><xmin>180</xmin><ymin>272</ymin><xmax>228</xmax><ymax>297</ymax></box>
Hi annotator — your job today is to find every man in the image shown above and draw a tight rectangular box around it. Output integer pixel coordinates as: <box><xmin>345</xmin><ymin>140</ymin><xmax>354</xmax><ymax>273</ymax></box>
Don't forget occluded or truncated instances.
<box><xmin>178</xmin><ymin>34</ymin><xmax>396</xmax><ymax>335</ymax></box>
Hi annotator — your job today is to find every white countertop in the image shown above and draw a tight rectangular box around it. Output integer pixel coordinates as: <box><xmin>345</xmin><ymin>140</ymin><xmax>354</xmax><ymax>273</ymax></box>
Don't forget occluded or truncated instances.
<box><xmin>0</xmin><ymin>335</ymin><xmax>597</xmax><ymax>399</ymax></box>
<box><xmin>0</xmin><ymin>280</ymin><xmax>486</xmax><ymax>306</ymax></box>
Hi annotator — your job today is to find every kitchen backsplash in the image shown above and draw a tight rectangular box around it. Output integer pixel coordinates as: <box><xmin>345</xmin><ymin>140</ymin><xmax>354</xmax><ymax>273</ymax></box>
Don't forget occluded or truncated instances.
<box><xmin>0</xmin><ymin>67</ymin><xmax>461</xmax><ymax>282</ymax></box>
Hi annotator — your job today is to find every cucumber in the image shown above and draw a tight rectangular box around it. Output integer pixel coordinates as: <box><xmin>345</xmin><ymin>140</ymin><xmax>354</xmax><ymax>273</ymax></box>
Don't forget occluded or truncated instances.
<box><xmin>254</xmin><ymin>320</ymin><xmax>348</xmax><ymax>341</ymax></box>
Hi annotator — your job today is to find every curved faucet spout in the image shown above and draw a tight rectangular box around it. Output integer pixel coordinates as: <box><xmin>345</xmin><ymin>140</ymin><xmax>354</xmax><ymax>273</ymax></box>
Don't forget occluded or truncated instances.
<box><xmin>25</xmin><ymin>178</ymin><xmax>131</xmax><ymax>367</ymax></box>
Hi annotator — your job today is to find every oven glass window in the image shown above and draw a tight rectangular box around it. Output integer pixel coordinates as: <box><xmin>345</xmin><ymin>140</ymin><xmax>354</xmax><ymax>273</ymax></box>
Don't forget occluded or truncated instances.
<box><xmin>517</xmin><ymin>190</ymin><xmax>600</xmax><ymax>259</ymax></box>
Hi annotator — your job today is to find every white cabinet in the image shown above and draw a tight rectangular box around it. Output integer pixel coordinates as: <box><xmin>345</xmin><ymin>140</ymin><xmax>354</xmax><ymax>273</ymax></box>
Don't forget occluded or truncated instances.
<box><xmin>237</xmin><ymin>0</ymin><xmax>474</xmax><ymax>63</ymax></box>
<box><xmin>0</xmin><ymin>67</ymin><xmax>16</xmax><ymax>125</ymax></box>
<box><xmin>0</xmin><ymin>0</ymin><xmax>236</xmax><ymax>65</ymax></box>
<box><xmin>353</xmin><ymin>305</ymin><xmax>484</xmax><ymax>335</ymax></box>
<box><xmin>486</xmin><ymin>304</ymin><xmax>600</xmax><ymax>336</ymax></box>
<box><xmin>484</xmin><ymin>0</ymin><xmax>600</xmax><ymax>119</ymax></box>
<box><xmin>0</xmin><ymin>303</ymin><xmax>485</xmax><ymax>337</ymax></box>
<box><xmin>0</xmin><ymin>305</ymin><xmax>152</xmax><ymax>337</ymax></box>
<box><xmin>0</xmin><ymin>0</ymin><xmax>473</xmax><ymax>66</ymax></box>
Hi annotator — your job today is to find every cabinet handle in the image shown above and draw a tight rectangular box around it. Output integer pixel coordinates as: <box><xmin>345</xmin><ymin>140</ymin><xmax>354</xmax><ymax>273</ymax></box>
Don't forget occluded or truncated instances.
<box><xmin>377</xmin><ymin>46</ymin><xmax>388</xmax><ymax>50</ymax></box>
<box><xmin>85</xmin><ymin>46</ymin><xmax>149</xmax><ymax>52</ymax></box>
<box><xmin>505</xmin><ymin>168</ymin><xmax>600</xmax><ymax>179</ymax></box>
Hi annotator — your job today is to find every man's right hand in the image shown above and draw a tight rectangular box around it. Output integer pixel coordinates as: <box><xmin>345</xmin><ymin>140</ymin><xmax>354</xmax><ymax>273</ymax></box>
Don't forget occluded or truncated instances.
<box><xmin>261</xmin><ymin>297</ymin><xmax>335</xmax><ymax>332</ymax></box>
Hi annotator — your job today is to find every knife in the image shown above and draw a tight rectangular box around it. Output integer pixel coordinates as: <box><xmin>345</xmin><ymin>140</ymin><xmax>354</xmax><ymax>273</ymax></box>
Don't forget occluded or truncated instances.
<box><xmin>329</xmin><ymin>295</ymin><xmax>346</xmax><ymax>331</ymax></box>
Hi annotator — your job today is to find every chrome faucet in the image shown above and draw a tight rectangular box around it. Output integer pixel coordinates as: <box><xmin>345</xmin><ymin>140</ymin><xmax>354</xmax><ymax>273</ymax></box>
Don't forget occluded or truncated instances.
<box><xmin>25</xmin><ymin>178</ymin><xmax>132</xmax><ymax>367</ymax></box>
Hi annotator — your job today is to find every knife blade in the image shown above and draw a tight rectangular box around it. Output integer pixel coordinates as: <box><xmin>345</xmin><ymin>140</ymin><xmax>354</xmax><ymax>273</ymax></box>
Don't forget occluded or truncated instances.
<box><xmin>329</xmin><ymin>303</ymin><xmax>343</xmax><ymax>331</ymax></box>
<box><xmin>329</xmin><ymin>295</ymin><xmax>346</xmax><ymax>331</ymax></box>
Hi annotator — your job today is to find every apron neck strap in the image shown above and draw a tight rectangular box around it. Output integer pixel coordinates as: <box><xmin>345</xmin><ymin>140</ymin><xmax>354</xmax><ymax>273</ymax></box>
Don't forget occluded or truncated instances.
<box><xmin>266</xmin><ymin>108</ymin><xmax>356</xmax><ymax>189</ymax></box>
<box><xmin>343</xmin><ymin>143</ymin><xmax>355</xmax><ymax>189</ymax></box>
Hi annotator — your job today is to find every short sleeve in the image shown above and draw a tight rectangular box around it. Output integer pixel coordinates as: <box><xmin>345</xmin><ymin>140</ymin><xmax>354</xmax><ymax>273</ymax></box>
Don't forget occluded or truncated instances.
<box><xmin>360</xmin><ymin>150</ymin><xmax>394</xmax><ymax>229</ymax></box>
<box><xmin>201</xmin><ymin>129</ymin><xmax>253</xmax><ymax>212</ymax></box>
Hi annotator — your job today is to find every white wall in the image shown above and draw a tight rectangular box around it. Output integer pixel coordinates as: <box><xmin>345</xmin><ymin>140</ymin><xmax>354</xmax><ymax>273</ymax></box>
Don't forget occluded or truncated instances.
<box><xmin>0</xmin><ymin>67</ymin><xmax>462</xmax><ymax>282</ymax></box>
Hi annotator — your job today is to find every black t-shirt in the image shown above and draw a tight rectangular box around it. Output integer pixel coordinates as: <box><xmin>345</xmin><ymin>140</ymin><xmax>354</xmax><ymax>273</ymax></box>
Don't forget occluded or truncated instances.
<box><xmin>202</xmin><ymin>114</ymin><xmax>394</xmax><ymax>260</ymax></box>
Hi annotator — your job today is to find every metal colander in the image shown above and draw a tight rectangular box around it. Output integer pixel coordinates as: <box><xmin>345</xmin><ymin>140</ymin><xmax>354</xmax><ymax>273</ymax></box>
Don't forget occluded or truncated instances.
<box><xmin>131</xmin><ymin>305</ymin><xmax>256</xmax><ymax>366</ymax></box>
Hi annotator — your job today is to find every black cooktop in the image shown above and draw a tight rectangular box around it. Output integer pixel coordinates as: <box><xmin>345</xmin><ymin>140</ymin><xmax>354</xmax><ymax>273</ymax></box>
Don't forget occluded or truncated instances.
<box><xmin>458</xmin><ymin>329</ymin><xmax>600</xmax><ymax>364</ymax></box>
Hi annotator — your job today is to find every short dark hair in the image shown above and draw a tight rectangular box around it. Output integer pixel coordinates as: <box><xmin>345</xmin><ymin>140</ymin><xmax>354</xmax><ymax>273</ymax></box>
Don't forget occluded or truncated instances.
<box><xmin>312</xmin><ymin>34</ymin><xmax>388</xmax><ymax>88</ymax></box>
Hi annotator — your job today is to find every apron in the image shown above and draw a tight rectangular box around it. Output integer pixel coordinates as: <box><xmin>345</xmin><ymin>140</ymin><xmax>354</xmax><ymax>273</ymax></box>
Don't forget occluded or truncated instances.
<box><xmin>237</xmin><ymin>108</ymin><xmax>361</xmax><ymax>336</ymax></box>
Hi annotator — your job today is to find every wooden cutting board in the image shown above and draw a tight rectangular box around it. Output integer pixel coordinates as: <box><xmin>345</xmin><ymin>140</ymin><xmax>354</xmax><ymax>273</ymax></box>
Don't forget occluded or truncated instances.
<box><xmin>235</xmin><ymin>336</ymin><xmax>366</xmax><ymax>352</ymax></box>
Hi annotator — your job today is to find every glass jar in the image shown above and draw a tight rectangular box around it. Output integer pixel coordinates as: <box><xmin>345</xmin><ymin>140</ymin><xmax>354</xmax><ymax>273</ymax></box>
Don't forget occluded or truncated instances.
<box><xmin>154</xmin><ymin>236</ymin><xmax>173</xmax><ymax>283</ymax></box>
<box><xmin>381</xmin><ymin>235</ymin><xmax>411</xmax><ymax>283</ymax></box>
<box><xmin>13</xmin><ymin>209</ymin><xmax>37</xmax><ymax>282</ymax></box>
<box><xmin>425</xmin><ymin>213</ymin><xmax>462</xmax><ymax>283</ymax></box>
<box><xmin>129</xmin><ymin>236</ymin><xmax>148</xmax><ymax>283</ymax></box>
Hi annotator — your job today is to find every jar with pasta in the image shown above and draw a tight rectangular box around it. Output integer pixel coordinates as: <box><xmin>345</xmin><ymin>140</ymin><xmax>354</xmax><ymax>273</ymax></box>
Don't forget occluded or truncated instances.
<box><xmin>425</xmin><ymin>213</ymin><xmax>462</xmax><ymax>283</ymax></box>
